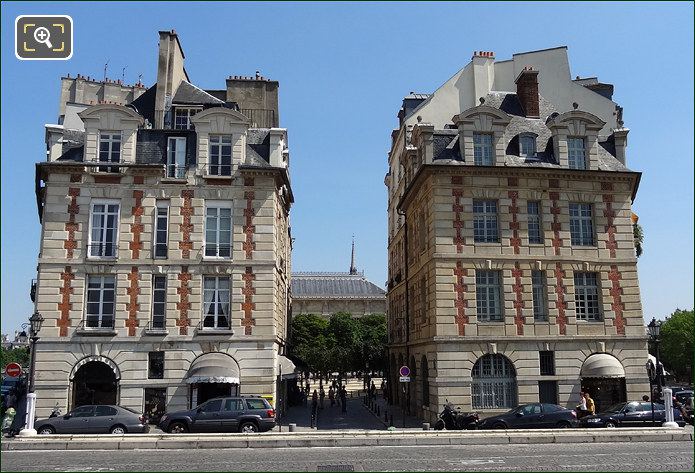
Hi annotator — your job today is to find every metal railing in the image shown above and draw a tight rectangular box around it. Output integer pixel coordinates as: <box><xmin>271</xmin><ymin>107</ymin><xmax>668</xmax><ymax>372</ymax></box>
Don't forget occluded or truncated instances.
<box><xmin>76</xmin><ymin>318</ymin><xmax>115</xmax><ymax>332</ymax></box>
<box><xmin>195</xmin><ymin>318</ymin><xmax>232</xmax><ymax>332</ymax></box>
<box><xmin>86</xmin><ymin>157</ymin><xmax>122</xmax><ymax>173</ymax></box>
<box><xmin>203</xmin><ymin>243</ymin><xmax>232</xmax><ymax>258</ymax></box>
<box><xmin>145</xmin><ymin>319</ymin><xmax>167</xmax><ymax>332</ymax></box>
<box><xmin>240</xmin><ymin>108</ymin><xmax>276</xmax><ymax>128</ymax></box>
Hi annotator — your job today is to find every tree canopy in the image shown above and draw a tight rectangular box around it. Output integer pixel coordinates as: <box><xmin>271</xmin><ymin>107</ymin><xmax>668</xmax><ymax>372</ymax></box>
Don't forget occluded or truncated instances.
<box><xmin>0</xmin><ymin>347</ymin><xmax>30</xmax><ymax>371</ymax></box>
<box><xmin>656</xmin><ymin>308</ymin><xmax>694</xmax><ymax>382</ymax></box>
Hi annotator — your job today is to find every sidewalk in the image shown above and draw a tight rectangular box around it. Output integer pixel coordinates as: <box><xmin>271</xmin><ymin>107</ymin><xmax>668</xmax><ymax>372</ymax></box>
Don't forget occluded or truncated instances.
<box><xmin>361</xmin><ymin>395</ymin><xmax>424</xmax><ymax>429</ymax></box>
<box><xmin>277</xmin><ymin>397</ymin><xmax>384</xmax><ymax>432</ymax></box>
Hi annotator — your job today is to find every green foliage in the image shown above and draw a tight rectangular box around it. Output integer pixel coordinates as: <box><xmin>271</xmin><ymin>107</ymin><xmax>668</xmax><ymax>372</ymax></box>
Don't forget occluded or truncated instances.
<box><xmin>633</xmin><ymin>222</ymin><xmax>644</xmax><ymax>258</ymax></box>
<box><xmin>290</xmin><ymin>312</ymin><xmax>387</xmax><ymax>378</ymax></box>
<box><xmin>658</xmin><ymin>308</ymin><xmax>694</xmax><ymax>382</ymax></box>
<box><xmin>0</xmin><ymin>347</ymin><xmax>30</xmax><ymax>370</ymax></box>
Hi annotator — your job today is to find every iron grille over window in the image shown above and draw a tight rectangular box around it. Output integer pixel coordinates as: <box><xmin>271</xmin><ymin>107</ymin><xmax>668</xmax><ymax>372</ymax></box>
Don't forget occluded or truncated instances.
<box><xmin>471</xmin><ymin>354</ymin><xmax>517</xmax><ymax>409</ymax></box>
<box><xmin>148</xmin><ymin>351</ymin><xmax>165</xmax><ymax>379</ymax></box>
<box><xmin>539</xmin><ymin>351</ymin><xmax>555</xmax><ymax>376</ymax></box>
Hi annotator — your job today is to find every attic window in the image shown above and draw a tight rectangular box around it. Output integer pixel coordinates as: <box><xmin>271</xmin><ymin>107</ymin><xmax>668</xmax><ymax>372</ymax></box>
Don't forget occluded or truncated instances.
<box><xmin>174</xmin><ymin>107</ymin><xmax>201</xmax><ymax>130</ymax></box>
<box><xmin>519</xmin><ymin>134</ymin><xmax>537</xmax><ymax>159</ymax></box>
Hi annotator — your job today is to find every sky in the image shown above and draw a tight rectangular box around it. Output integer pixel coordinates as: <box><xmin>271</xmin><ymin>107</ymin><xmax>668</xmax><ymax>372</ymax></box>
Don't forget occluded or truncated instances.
<box><xmin>1</xmin><ymin>1</ymin><xmax>693</xmax><ymax>334</ymax></box>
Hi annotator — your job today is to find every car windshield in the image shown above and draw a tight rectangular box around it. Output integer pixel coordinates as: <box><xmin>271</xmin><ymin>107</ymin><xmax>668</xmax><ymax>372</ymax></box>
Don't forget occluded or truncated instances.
<box><xmin>604</xmin><ymin>403</ymin><xmax>626</xmax><ymax>413</ymax></box>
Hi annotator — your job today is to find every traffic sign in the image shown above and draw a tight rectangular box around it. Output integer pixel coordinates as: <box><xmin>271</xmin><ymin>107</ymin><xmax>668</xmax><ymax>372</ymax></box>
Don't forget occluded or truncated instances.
<box><xmin>5</xmin><ymin>362</ymin><xmax>22</xmax><ymax>377</ymax></box>
<box><xmin>399</xmin><ymin>365</ymin><xmax>410</xmax><ymax>377</ymax></box>
<box><xmin>399</xmin><ymin>376</ymin><xmax>411</xmax><ymax>383</ymax></box>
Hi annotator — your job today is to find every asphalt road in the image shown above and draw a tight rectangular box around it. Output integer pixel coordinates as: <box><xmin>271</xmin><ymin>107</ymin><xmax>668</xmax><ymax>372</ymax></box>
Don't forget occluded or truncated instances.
<box><xmin>1</xmin><ymin>441</ymin><xmax>692</xmax><ymax>472</ymax></box>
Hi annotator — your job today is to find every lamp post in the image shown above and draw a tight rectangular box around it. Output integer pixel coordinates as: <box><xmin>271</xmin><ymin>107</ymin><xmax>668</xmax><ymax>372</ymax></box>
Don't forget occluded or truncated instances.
<box><xmin>646</xmin><ymin>317</ymin><xmax>661</xmax><ymax>427</ymax></box>
<box><xmin>18</xmin><ymin>312</ymin><xmax>44</xmax><ymax>437</ymax></box>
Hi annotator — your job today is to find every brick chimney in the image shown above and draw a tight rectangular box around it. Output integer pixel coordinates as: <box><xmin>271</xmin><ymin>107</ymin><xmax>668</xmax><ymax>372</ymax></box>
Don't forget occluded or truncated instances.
<box><xmin>515</xmin><ymin>67</ymin><xmax>540</xmax><ymax>118</ymax></box>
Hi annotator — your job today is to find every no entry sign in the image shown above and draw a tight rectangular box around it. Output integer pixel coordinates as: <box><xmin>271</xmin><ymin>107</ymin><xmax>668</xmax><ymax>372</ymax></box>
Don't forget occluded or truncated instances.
<box><xmin>4</xmin><ymin>362</ymin><xmax>22</xmax><ymax>377</ymax></box>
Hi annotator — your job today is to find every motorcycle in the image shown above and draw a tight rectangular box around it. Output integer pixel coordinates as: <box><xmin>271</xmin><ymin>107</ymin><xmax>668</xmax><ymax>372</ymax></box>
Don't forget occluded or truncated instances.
<box><xmin>49</xmin><ymin>404</ymin><xmax>62</xmax><ymax>418</ymax></box>
<box><xmin>433</xmin><ymin>400</ymin><xmax>480</xmax><ymax>430</ymax></box>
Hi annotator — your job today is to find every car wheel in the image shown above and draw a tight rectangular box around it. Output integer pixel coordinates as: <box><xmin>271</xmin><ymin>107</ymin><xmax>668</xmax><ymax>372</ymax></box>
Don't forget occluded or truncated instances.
<box><xmin>556</xmin><ymin>421</ymin><xmax>572</xmax><ymax>429</ymax></box>
<box><xmin>605</xmin><ymin>420</ymin><xmax>617</xmax><ymax>428</ymax></box>
<box><xmin>492</xmin><ymin>422</ymin><xmax>506</xmax><ymax>429</ymax></box>
<box><xmin>239</xmin><ymin>422</ymin><xmax>259</xmax><ymax>433</ymax></box>
<box><xmin>168</xmin><ymin>422</ymin><xmax>188</xmax><ymax>434</ymax></box>
<box><xmin>109</xmin><ymin>425</ymin><xmax>127</xmax><ymax>434</ymax></box>
<box><xmin>38</xmin><ymin>426</ymin><xmax>55</xmax><ymax>435</ymax></box>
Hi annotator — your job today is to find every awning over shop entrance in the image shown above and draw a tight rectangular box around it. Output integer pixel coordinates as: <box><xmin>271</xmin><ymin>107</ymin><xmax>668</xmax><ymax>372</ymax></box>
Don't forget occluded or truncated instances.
<box><xmin>186</xmin><ymin>352</ymin><xmax>240</xmax><ymax>384</ymax></box>
<box><xmin>279</xmin><ymin>355</ymin><xmax>297</xmax><ymax>379</ymax></box>
<box><xmin>580</xmin><ymin>353</ymin><xmax>625</xmax><ymax>378</ymax></box>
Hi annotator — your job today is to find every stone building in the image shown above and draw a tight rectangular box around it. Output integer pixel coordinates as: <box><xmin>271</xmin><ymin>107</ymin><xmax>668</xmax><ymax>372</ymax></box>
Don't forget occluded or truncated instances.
<box><xmin>290</xmin><ymin>241</ymin><xmax>386</xmax><ymax>319</ymax></box>
<box><xmin>385</xmin><ymin>47</ymin><xmax>649</xmax><ymax>422</ymax></box>
<box><xmin>31</xmin><ymin>30</ymin><xmax>294</xmax><ymax>420</ymax></box>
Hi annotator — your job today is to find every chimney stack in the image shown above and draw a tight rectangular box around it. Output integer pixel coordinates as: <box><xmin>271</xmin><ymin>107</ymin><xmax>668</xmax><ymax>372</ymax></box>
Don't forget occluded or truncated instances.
<box><xmin>515</xmin><ymin>66</ymin><xmax>540</xmax><ymax>118</ymax></box>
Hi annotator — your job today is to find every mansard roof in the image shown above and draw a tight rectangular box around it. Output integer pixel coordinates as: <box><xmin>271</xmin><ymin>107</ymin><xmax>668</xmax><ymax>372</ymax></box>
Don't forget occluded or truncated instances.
<box><xmin>291</xmin><ymin>272</ymin><xmax>386</xmax><ymax>300</ymax></box>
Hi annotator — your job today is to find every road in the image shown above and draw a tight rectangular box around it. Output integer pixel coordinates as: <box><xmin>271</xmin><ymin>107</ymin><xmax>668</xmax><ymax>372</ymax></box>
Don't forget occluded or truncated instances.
<box><xmin>1</xmin><ymin>441</ymin><xmax>692</xmax><ymax>472</ymax></box>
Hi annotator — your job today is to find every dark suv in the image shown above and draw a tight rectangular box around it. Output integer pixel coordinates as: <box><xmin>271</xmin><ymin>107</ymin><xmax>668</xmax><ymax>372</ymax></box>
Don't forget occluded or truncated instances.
<box><xmin>158</xmin><ymin>396</ymin><xmax>275</xmax><ymax>433</ymax></box>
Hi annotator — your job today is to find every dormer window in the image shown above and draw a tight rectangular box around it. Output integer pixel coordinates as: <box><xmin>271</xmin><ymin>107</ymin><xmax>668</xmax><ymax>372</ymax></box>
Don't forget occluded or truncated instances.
<box><xmin>174</xmin><ymin>107</ymin><xmax>201</xmax><ymax>130</ymax></box>
<box><xmin>473</xmin><ymin>133</ymin><xmax>493</xmax><ymax>166</ymax></box>
<box><xmin>98</xmin><ymin>132</ymin><xmax>121</xmax><ymax>172</ymax></box>
<box><xmin>519</xmin><ymin>134</ymin><xmax>536</xmax><ymax>158</ymax></box>
<box><xmin>568</xmin><ymin>137</ymin><xmax>587</xmax><ymax>169</ymax></box>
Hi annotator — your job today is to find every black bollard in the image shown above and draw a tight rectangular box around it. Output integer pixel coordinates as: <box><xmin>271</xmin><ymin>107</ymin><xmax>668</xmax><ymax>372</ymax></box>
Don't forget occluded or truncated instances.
<box><xmin>385</xmin><ymin>410</ymin><xmax>388</xmax><ymax>422</ymax></box>
<box><xmin>389</xmin><ymin>413</ymin><xmax>394</xmax><ymax>427</ymax></box>
<box><xmin>377</xmin><ymin>406</ymin><xmax>381</xmax><ymax>417</ymax></box>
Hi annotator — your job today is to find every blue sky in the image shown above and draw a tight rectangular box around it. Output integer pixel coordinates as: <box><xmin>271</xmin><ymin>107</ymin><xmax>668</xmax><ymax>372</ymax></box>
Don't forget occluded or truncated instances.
<box><xmin>1</xmin><ymin>1</ymin><xmax>693</xmax><ymax>334</ymax></box>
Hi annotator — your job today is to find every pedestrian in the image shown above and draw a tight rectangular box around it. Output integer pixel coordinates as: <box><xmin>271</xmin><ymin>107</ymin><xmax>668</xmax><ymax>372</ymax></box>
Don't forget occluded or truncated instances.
<box><xmin>642</xmin><ymin>395</ymin><xmax>649</xmax><ymax>402</ymax></box>
<box><xmin>310</xmin><ymin>390</ymin><xmax>319</xmax><ymax>428</ymax></box>
<box><xmin>328</xmin><ymin>386</ymin><xmax>335</xmax><ymax>407</ymax></box>
<box><xmin>673</xmin><ymin>397</ymin><xmax>689</xmax><ymax>423</ymax></box>
<box><xmin>583</xmin><ymin>391</ymin><xmax>596</xmax><ymax>416</ymax></box>
<box><xmin>319</xmin><ymin>386</ymin><xmax>325</xmax><ymax>409</ymax></box>
<box><xmin>339</xmin><ymin>385</ymin><xmax>347</xmax><ymax>414</ymax></box>
<box><xmin>370</xmin><ymin>381</ymin><xmax>376</xmax><ymax>400</ymax></box>
<box><xmin>575</xmin><ymin>391</ymin><xmax>587</xmax><ymax>418</ymax></box>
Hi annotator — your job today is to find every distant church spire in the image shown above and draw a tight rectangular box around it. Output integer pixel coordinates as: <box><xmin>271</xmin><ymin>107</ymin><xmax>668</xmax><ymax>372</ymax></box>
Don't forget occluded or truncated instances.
<box><xmin>349</xmin><ymin>235</ymin><xmax>357</xmax><ymax>275</ymax></box>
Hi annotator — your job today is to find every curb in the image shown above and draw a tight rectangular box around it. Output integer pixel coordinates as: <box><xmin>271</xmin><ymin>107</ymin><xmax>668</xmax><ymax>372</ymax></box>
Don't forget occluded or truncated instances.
<box><xmin>1</xmin><ymin>428</ymin><xmax>692</xmax><ymax>451</ymax></box>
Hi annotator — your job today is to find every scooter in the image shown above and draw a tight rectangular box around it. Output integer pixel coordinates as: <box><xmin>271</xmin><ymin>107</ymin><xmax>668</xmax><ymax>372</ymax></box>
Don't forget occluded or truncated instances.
<box><xmin>433</xmin><ymin>400</ymin><xmax>480</xmax><ymax>430</ymax></box>
<box><xmin>49</xmin><ymin>404</ymin><xmax>61</xmax><ymax>418</ymax></box>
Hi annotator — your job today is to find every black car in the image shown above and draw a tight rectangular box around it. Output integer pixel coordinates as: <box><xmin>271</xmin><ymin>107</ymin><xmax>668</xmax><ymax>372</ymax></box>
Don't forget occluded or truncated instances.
<box><xmin>159</xmin><ymin>396</ymin><xmax>276</xmax><ymax>433</ymax></box>
<box><xmin>479</xmin><ymin>403</ymin><xmax>578</xmax><ymax>429</ymax></box>
<box><xmin>580</xmin><ymin>401</ymin><xmax>686</xmax><ymax>428</ymax></box>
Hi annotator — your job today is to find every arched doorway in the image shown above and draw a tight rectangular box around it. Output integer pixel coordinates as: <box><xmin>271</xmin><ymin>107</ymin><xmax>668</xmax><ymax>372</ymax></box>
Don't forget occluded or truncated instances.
<box><xmin>187</xmin><ymin>352</ymin><xmax>241</xmax><ymax>407</ymax></box>
<box><xmin>71</xmin><ymin>358</ymin><xmax>120</xmax><ymax>408</ymax></box>
<box><xmin>580</xmin><ymin>353</ymin><xmax>626</xmax><ymax>412</ymax></box>
<box><xmin>471</xmin><ymin>354</ymin><xmax>517</xmax><ymax>409</ymax></box>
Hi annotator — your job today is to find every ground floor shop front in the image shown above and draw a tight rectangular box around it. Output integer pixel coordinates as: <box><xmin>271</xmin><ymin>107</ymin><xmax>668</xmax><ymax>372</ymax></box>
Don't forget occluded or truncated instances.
<box><xmin>31</xmin><ymin>338</ymin><xmax>295</xmax><ymax>421</ymax></box>
<box><xmin>388</xmin><ymin>337</ymin><xmax>651</xmax><ymax>423</ymax></box>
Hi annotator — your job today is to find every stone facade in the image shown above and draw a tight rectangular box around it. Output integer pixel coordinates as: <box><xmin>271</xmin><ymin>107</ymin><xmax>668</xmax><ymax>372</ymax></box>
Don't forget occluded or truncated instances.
<box><xmin>31</xmin><ymin>31</ymin><xmax>293</xmax><ymax>419</ymax></box>
<box><xmin>385</xmin><ymin>48</ymin><xmax>649</xmax><ymax>422</ymax></box>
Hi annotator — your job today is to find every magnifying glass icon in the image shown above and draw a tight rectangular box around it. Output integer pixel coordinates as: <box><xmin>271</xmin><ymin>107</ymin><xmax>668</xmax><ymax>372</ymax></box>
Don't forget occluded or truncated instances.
<box><xmin>33</xmin><ymin>27</ymin><xmax>53</xmax><ymax>49</ymax></box>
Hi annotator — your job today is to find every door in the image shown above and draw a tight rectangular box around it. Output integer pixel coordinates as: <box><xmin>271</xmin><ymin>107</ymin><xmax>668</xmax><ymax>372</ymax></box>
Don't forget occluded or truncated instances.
<box><xmin>92</xmin><ymin>405</ymin><xmax>119</xmax><ymax>433</ymax></box>
<box><xmin>63</xmin><ymin>405</ymin><xmax>95</xmax><ymax>433</ymax></box>
<box><xmin>220</xmin><ymin>398</ymin><xmax>245</xmax><ymax>432</ymax></box>
<box><xmin>538</xmin><ymin>381</ymin><xmax>558</xmax><ymax>405</ymax></box>
<box><xmin>192</xmin><ymin>399</ymin><xmax>223</xmax><ymax>432</ymax></box>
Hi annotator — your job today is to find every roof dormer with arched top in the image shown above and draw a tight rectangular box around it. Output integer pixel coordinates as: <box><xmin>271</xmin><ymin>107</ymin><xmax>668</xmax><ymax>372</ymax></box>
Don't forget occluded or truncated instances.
<box><xmin>453</xmin><ymin>104</ymin><xmax>512</xmax><ymax>166</ymax></box>
<box><xmin>78</xmin><ymin>104</ymin><xmax>145</xmax><ymax>165</ymax></box>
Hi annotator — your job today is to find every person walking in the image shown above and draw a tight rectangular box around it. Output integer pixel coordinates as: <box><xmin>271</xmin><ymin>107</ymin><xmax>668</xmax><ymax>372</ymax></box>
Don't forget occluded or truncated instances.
<box><xmin>370</xmin><ymin>381</ymin><xmax>376</xmax><ymax>400</ymax></box>
<box><xmin>575</xmin><ymin>391</ymin><xmax>588</xmax><ymax>418</ymax></box>
<box><xmin>328</xmin><ymin>387</ymin><xmax>335</xmax><ymax>407</ymax></box>
<box><xmin>310</xmin><ymin>390</ymin><xmax>319</xmax><ymax>428</ymax></box>
<box><xmin>339</xmin><ymin>385</ymin><xmax>347</xmax><ymax>414</ymax></box>
<box><xmin>319</xmin><ymin>386</ymin><xmax>325</xmax><ymax>409</ymax></box>
<box><xmin>642</xmin><ymin>395</ymin><xmax>650</xmax><ymax>402</ymax></box>
<box><xmin>583</xmin><ymin>391</ymin><xmax>596</xmax><ymax>416</ymax></box>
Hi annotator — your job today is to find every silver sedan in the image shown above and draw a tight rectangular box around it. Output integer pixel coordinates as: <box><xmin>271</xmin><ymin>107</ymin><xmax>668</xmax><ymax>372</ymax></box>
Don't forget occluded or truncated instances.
<box><xmin>35</xmin><ymin>405</ymin><xmax>149</xmax><ymax>434</ymax></box>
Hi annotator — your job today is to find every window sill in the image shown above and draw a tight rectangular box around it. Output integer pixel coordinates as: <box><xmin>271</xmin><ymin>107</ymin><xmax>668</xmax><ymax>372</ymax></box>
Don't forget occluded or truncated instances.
<box><xmin>575</xmin><ymin>319</ymin><xmax>604</xmax><ymax>323</ymax></box>
<box><xmin>203</xmin><ymin>174</ymin><xmax>233</xmax><ymax>180</ymax></box>
<box><xmin>75</xmin><ymin>328</ymin><xmax>117</xmax><ymax>336</ymax></box>
<box><xmin>144</xmin><ymin>329</ymin><xmax>169</xmax><ymax>336</ymax></box>
<box><xmin>472</xmin><ymin>241</ymin><xmax>501</xmax><ymax>245</ymax></box>
<box><xmin>161</xmin><ymin>177</ymin><xmax>188</xmax><ymax>183</ymax></box>
<box><xmin>476</xmin><ymin>320</ymin><xmax>505</xmax><ymax>324</ymax></box>
<box><xmin>570</xmin><ymin>244</ymin><xmax>597</xmax><ymax>248</ymax></box>
<box><xmin>202</xmin><ymin>256</ymin><xmax>233</xmax><ymax>261</ymax></box>
<box><xmin>86</xmin><ymin>256</ymin><xmax>118</xmax><ymax>261</ymax></box>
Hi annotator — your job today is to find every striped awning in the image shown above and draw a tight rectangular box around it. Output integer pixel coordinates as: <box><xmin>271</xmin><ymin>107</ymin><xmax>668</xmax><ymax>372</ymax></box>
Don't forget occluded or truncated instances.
<box><xmin>580</xmin><ymin>354</ymin><xmax>625</xmax><ymax>378</ymax></box>
<box><xmin>187</xmin><ymin>353</ymin><xmax>240</xmax><ymax>384</ymax></box>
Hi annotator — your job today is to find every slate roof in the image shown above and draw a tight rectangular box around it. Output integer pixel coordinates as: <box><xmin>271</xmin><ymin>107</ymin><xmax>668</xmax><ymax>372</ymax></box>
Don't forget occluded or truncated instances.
<box><xmin>292</xmin><ymin>272</ymin><xmax>386</xmax><ymax>300</ymax></box>
<box><xmin>173</xmin><ymin>80</ymin><xmax>225</xmax><ymax>105</ymax></box>
<box><xmin>431</xmin><ymin>91</ymin><xmax>631</xmax><ymax>172</ymax></box>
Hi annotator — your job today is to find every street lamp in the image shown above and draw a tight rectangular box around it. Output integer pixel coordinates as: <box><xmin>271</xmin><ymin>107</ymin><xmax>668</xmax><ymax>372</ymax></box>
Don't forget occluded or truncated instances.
<box><xmin>646</xmin><ymin>317</ymin><xmax>662</xmax><ymax>427</ymax></box>
<box><xmin>18</xmin><ymin>312</ymin><xmax>44</xmax><ymax>437</ymax></box>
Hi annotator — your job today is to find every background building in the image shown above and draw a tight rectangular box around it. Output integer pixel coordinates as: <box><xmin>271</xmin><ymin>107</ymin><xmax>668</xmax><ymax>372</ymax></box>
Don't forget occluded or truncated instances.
<box><xmin>31</xmin><ymin>30</ymin><xmax>293</xmax><ymax>419</ymax></box>
<box><xmin>385</xmin><ymin>47</ymin><xmax>649</xmax><ymax>421</ymax></box>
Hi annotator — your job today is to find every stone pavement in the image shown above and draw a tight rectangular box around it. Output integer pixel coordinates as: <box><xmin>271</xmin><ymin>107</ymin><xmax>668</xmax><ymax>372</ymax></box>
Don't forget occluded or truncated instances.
<box><xmin>276</xmin><ymin>397</ymin><xmax>384</xmax><ymax>431</ymax></box>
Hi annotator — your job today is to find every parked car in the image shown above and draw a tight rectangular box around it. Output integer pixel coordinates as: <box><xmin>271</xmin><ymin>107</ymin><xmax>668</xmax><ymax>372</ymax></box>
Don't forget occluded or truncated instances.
<box><xmin>674</xmin><ymin>390</ymin><xmax>693</xmax><ymax>407</ymax></box>
<box><xmin>580</xmin><ymin>401</ymin><xmax>686</xmax><ymax>428</ymax></box>
<box><xmin>478</xmin><ymin>403</ymin><xmax>578</xmax><ymax>429</ymax></box>
<box><xmin>158</xmin><ymin>396</ymin><xmax>276</xmax><ymax>433</ymax></box>
<box><xmin>35</xmin><ymin>405</ymin><xmax>149</xmax><ymax>434</ymax></box>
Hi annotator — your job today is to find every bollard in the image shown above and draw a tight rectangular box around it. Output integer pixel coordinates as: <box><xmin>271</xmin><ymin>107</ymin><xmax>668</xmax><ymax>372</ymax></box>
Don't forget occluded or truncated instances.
<box><xmin>377</xmin><ymin>406</ymin><xmax>380</xmax><ymax>417</ymax></box>
<box><xmin>385</xmin><ymin>410</ymin><xmax>388</xmax><ymax>422</ymax></box>
<box><xmin>289</xmin><ymin>423</ymin><xmax>296</xmax><ymax>432</ymax></box>
<box><xmin>422</xmin><ymin>422</ymin><xmax>430</xmax><ymax>431</ymax></box>
<box><xmin>390</xmin><ymin>414</ymin><xmax>394</xmax><ymax>427</ymax></box>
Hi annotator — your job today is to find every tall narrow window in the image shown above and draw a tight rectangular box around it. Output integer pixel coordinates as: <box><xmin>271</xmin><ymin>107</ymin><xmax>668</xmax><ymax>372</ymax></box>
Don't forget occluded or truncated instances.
<box><xmin>569</xmin><ymin>203</ymin><xmax>594</xmax><ymax>246</ymax></box>
<box><xmin>539</xmin><ymin>351</ymin><xmax>555</xmax><ymax>376</ymax></box>
<box><xmin>98</xmin><ymin>132</ymin><xmax>121</xmax><ymax>172</ymax></box>
<box><xmin>85</xmin><ymin>275</ymin><xmax>115</xmax><ymax>328</ymax></box>
<box><xmin>473</xmin><ymin>133</ymin><xmax>494</xmax><ymax>166</ymax></box>
<box><xmin>519</xmin><ymin>134</ymin><xmax>536</xmax><ymax>158</ymax></box>
<box><xmin>174</xmin><ymin>108</ymin><xmax>199</xmax><ymax>130</ymax></box>
<box><xmin>203</xmin><ymin>276</ymin><xmax>230</xmax><ymax>329</ymax></box>
<box><xmin>151</xmin><ymin>275</ymin><xmax>167</xmax><ymax>330</ymax></box>
<box><xmin>527</xmin><ymin>201</ymin><xmax>543</xmax><ymax>244</ymax></box>
<box><xmin>532</xmin><ymin>270</ymin><xmax>548</xmax><ymax>321</ymax></box>
<box><xmin>154</xmin><ymin>202</ymin><xmax>169</xmax><ymax>258</ymax></box>
<box><xmin>574</xmin><ymin>272</ymin><xmax>601</xmax><ymax>321</ymax></box>
<box><xmin>89</xmin><ymin>201</ymin><xmax>119</xmax><ymax>258</ymax></box>
<box><xmin>167</xmin><ymin>137</ymin><xmax>186</xmax><ymax>179</ymax></box>
<box><xmin>209</xmin><ymin>135</ymin><xmax>233</xmax><ymax>176</ymax></box>
<box><xmin>568</xmin><ymin>137</ymin><xmax>586</xmax><ymax>170</ymax></box>
<box><xmin>204</xmin><ymin>204</ymin><xmax>232</xmax><ymax>258</ymax></box>
<box><xmin>148</xmin><ymin>352</ymin><xmax>165</xmax><ymax>379</ymax></box>
<box><xmin>476</xmin><ymin>270</ymin><xmax>502</xmax><ymax>322</ymax></box>
<box><xmin>473</xmin><ymin>200</ymin><xmax>499</xmax><ymax>243</ymax></box>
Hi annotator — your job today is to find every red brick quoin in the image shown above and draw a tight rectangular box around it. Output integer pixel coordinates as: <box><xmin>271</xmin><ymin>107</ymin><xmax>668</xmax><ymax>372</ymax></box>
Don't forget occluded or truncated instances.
<box><xmin>57</xmin><ymin>267</ymin><xmax>75</xmax><ymax>337</ymax></box>
<box><xmin>176</xmin><ymin>267</ymin><xmax>192</xmax><ymax>335</ymax></box>
<box><xmin>125</xmin><ymin>266</ymin><xmax>140</xmax><ymax>336</ymax></box>
<box><xmin>603</xmin><ymin>192</ymin><xmax>618</xmax><ymax>258</ymax></box>
<box><xmin>241</xmin><ymin>267</ymin><xmax>256</xmax><ymax>335</ymax></box>
<box><xmin>243</xmin><ymin>190</ymin><xmax>256</xmax><ymax>259</ymax></box>
<box><xmin>554</xmin><ymin>263</ymin><xmax>568</xmax><ymax>335</ymax></box>
<box><xmin>453</xmin><ymin>262</ymin><xmax>468</xmax><ymax>335</ymax></box>
<box><xmin>64</xmin><ymin>188</ymin><xmax>80</xmax><ymax>258</ymax></box>
<box><xmin>608</xmin><ymin>265</ymin><xmax>626</xmax><ymax>335</ymax></box>
<box><xmin>130</xmin><ymin>191</ymin><xmax>144</xmax><ymax>259</ymax></box>
<box><xmin>512</xmin><ymin>263</ymin><xmax>525</xmax><ymax>335</ymax></box>
<box><xmin>452</xmin><ymin>177</ymin><xmax>464</xmax><ymax>253</ymax></box>
<box><xmin>549</xmin><ymin>192</ymin><xmax>563</xmax><ymax>256</ymax></box>
<box><xmin>508</xmin><ymin>191</ymin><xmax>521</xmax><ymax>254</ymax></box>
<box><xmin>179</xmin><ymin>190</ymin><xmax>194</xmax><ymax>259</ymax></box>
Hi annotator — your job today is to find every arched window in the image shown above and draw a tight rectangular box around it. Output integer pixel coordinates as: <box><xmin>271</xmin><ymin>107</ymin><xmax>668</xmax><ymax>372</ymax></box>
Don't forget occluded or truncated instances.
<box><xmin>471</xmin><ymin>354</ymin><xmax>517</xmax><ymax>409</ymax></box>
<box><xmin>421</xmin><ymin>355</ymin><xmax>430</xmax><ymax>407</ymax></box>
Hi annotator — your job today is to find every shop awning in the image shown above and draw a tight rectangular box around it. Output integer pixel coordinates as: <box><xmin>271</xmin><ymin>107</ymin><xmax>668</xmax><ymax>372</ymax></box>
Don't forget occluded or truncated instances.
<box><xmin>279</xmin><ymin>355</ymin><xmax>297</xmax><ymax>379</ymax></box>
<box><xmin>186</xmin><ymin>353</ymin><xmax>240</xmax><ymax>384</ymax></box>
<box><xmin>580</xmin><ymin>353</ymin><xmax>625</xmax><ymax>378</ymax></box>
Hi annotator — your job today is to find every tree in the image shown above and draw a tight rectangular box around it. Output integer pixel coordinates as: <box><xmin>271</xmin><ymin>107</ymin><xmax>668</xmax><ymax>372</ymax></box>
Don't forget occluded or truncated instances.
<box><xmin>633</xmin><ymin>222</ymin><xmax>644</xmax><ymax>258</ymax></box>
<box><xmin>357</xmin><ymin>314</ymin><xmax>387</xmax><ymax>377</ymax></box>
<box><xmin>0</xmin><ymin>347</ymin><xmax>30</xmax><ymax>370</ymax></box>
<box><xmin>289</xmin><ymin>314</ymin><xmax>330</xmax><ymax>381</ymax></box>
<box><xmin>658</xmin><ymin>309</ymin><xmax>694</xmax><ymax>382</ymax></box>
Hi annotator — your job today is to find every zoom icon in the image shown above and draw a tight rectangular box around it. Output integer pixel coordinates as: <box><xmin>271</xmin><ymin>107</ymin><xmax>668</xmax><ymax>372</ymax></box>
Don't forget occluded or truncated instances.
<box><xmin>15</xmin><ymin>15</ymin><xmax>73</xmax><ymax>60</ymax></box>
